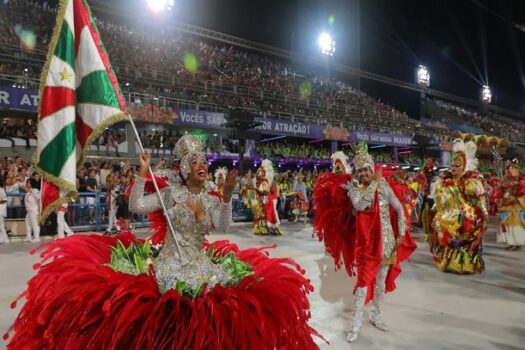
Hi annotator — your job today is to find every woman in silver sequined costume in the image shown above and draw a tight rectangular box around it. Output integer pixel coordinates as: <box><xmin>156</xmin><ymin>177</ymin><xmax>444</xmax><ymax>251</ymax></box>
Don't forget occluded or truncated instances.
<box><xmin>129</xmin><ymin>136</ymin><xmax>238</xmax><ymax>292</ymax></box>
<box><xmin>6</xmin><ymin>135</ymin><xmax>322</xmax><ymax>349</ymax></box>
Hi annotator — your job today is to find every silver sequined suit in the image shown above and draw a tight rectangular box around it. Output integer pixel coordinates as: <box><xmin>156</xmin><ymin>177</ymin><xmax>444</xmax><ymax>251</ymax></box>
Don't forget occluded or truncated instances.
<box><xmin>129</xmin><ymin>176</ymin><xmax>233</xmax><ymax>292</ymax></box>
<box><xmin>344</xmin><ymin>178</ymin><xmax>406</xmax><ymax>342</ymax></box>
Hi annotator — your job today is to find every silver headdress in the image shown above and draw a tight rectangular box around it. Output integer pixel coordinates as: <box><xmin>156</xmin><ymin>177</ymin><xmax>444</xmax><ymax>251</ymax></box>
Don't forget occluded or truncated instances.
<box><xmin>175</xmin><ymin>135</ymin><xmax>205</xmax><ymax>179</ymax></box>
<box><xmin>352</xmin><ymin>142</ymin><xmax>374</xmax><ymax>171</ymax></box>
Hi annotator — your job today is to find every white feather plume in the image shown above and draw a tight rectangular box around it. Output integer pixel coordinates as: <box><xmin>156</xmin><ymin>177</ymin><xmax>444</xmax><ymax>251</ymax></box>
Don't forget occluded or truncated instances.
<box><xmin>464</xmin><ymin>141</ymin><xmax>478</xmax><ymax>171</ymax></box>
<box><xmin>261</xmin><ymin>159</ymin><xmax>275</xmax><ymax>185</ymax></box>
<box><xmin>331</xmin><ymin>151</ymin><xmax>352</xmax><ymax>174</ymax></box>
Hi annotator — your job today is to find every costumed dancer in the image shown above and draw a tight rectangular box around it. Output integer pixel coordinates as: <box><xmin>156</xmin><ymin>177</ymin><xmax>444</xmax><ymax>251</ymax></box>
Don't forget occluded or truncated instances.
<box><xmin>429</xmin><ymin>140</ymin><xmax>488</xmax><ymax>274</ymax></box>
<box><xmin>213</xmin><ymin>167</ymin><xmax>227</xmax><ymax>197</ymax></box>
<box><xmin>420</xmin><ymin>160</ymin><xmax>436</xmax><ymax>236</ymax></box>
<box><xmin>495</xmin><ymin>159</ymin><xmax>525</xmax><ymax>251</ymax></box>
<box><xmin>313</xmin><ymin>146</ymin><xmax>416</xmax><ymax>343</ymax></box>
<box><xmin>487</xmin><ymin>173</ymin><xmax>501</xmax><ymax>216</ymax></box>
<box><xmin>252</xmin><ymin>159</ymin><xmax>282</xmax><ymax>235</ymax></box>
<box><xmin>408</xmin><ymin>171</ymin><xmax>425</xmax><ymax>226</ymax></box>
<box><xmin>239</xmin><ymin>170</ymin><xmax>256</xmax><ymax>213</ymax></box>
<box><xmin>5</xmin><ymin>135</ymin><xmax>321</xmax><ymax>349</ymax></box>
<box><xmin>291</xmin><ymin>174</ymin><xmax>309</xmax><ymax>223</ymax></box>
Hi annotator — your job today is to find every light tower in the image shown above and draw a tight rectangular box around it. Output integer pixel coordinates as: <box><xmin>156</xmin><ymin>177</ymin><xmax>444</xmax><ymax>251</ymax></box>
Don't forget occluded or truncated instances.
<box><xmin>416</xmin><ymin>65</ymin><xmax>430</xmax><ymax>87</ymax></box>
<box><xmin>481</xmin><ymin>85</ymin><xmax>492</xmax><ymax>104</ymax></box>
<box><xmin>318</xmin><ymin>32</ymin><xmax>336</xmax><ymax>56</ymax></box>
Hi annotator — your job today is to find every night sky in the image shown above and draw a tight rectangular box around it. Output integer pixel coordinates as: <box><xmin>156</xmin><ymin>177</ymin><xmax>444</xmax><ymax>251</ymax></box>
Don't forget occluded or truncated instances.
<box><xmin>105</xmin><ymin>0</ymin><xmax>525</xmax><ymax>117</ymax></box>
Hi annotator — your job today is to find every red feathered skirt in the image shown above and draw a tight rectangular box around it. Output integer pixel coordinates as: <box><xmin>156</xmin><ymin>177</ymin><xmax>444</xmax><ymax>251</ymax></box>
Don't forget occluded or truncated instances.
<box><xmin>4</xmin><ymin>233</ymin><xmax>322</xmax><ymax>350</ymax></box>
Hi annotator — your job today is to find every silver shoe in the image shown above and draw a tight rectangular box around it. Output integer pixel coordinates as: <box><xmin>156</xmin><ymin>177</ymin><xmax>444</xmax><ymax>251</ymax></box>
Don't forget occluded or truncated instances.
<box><xmin>347</xmin><ymin>286</ymin><xmax>367</xmax><ymax>343</ymax></box>
<box><xmin>369</xmin><ymin>311</ymin><xmax>389</xmax><ymax>331</ymax></box>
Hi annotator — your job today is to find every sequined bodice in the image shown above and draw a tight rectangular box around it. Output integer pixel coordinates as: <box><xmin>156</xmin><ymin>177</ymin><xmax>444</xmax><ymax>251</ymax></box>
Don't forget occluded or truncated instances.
<box><xmin>377</xmin><ymin>181</ymin><xmax>396</xmax><ymax>259</ymax></box>
<box><xmin>129</xmin><ymin>177</ymin><xmax>233</xmax><ymax>293</ymax></box>
<box><xmin>169</xmin><ymin>199</ymin><xmax>210</xmax><ymax>248</ymax></box>
<box><xmin>378</xmin><ymin>183</ymin><xmax>393</xmax><ymax>234</ymax></box>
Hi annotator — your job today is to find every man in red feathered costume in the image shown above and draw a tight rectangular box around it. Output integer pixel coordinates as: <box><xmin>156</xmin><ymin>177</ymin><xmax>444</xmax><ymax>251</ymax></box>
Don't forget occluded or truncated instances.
<box><xmin>344</xmin><ymin>148</ymin><xmax>417</xmax><ymax>342</ymax></box>
<box><xmin>313</xmin><ymin>146</ymin><xmax>416</xmax><ymax>343</ymax></box>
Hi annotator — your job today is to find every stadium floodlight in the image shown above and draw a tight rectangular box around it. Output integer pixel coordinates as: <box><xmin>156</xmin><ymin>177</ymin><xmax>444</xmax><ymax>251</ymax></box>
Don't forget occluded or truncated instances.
<box><xmin>481</xmin><ymin>85</ymin><xmax>492</xmax><ymax>104</ymax></box>
<box><xmin>147</xmin><ymin>0</ymin><xmax>174</xmax><ymax>12</ymax></box>
<box><xmin>417</xmin><ymin>65</ymin><xmax>430</xmax><ymax>87</ymax></box>
<box><xmin>318</xmin><ymin>32</ymin><xmax>335</xmax><ymax>56</ymax></box>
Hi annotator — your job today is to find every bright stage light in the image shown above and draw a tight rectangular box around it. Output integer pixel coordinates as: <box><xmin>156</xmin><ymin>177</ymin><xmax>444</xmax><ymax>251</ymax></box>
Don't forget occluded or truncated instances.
<box><xmin>417</xmin><ymin>65</ymin><xmax>430</xmax><ymax>87</ymax></box>
<box><xmin>481</xmin><ymin>85</ymin><xmax>492</xmax><ymax>104</ymax></box>
<box><xmin>147</xmin><ymin>0</ymin><xmax>174</xmax><ymax>12</ymax></box>
<box><xmin>318</xmin><ymin>32</ymin><xmax>335</xmax><ymax>56</ymax></box>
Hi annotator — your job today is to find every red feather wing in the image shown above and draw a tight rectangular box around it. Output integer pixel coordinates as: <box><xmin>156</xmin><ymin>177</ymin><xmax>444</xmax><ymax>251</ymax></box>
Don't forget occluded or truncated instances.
<box><xmin>313</xmin><ymin>172</ymin><xmax>357</xmax><ymax>276</ymax></box>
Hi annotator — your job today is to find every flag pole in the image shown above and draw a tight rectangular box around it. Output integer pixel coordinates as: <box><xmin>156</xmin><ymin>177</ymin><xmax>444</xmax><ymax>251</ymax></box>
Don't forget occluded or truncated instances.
<box><xmin>126</xmin><ymin>114</ymin><xmax>184</xmax><ymax>260</ymax></box>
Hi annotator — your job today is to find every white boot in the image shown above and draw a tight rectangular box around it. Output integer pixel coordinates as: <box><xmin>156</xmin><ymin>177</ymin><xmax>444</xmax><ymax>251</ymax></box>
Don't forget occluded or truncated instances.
<box><xmin>347</xmin><ymin>286</ymin><xmax>367</xmax><ymax>342</ymax></box>
<box><xmin>370</xmin><ymin>266</ymin><xmax>389</xmax><ymax>331</ymax></box>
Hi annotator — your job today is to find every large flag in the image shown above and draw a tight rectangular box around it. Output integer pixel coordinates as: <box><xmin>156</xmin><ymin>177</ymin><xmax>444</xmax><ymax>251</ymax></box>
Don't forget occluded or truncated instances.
<box><xmin>36</xmin><ymin>0</ymin><xmax>128</xmax><ymax>222</ymax></box>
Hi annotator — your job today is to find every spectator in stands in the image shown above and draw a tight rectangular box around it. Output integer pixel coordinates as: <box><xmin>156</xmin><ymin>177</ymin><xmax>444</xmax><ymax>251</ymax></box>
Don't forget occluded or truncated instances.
<box><xmin>4</xmin><ymin>174</ymin><xmax>18</xmax><ymax>219</ymax></box>
<box><xmin>85</xmin><ymin>169</ymin><xmax>98</xmax><ymax>224</ymax></box>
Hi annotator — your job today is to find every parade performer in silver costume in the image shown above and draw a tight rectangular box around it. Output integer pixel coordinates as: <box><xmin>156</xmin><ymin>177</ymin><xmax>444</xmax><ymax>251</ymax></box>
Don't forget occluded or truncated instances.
<box><xmin>6</xmin><ymin>135</ymin><xmax>322</xmax><ymax>349</ymax></box>
<box><xmin>313</xmin><ymin>143</ymin><xmax>416</xmax><ymax>343</ymax></box>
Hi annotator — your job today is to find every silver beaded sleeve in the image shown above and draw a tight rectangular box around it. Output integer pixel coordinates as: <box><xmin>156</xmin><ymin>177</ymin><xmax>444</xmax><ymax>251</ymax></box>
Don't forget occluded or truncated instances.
<box><xmin>344</xmin><ymin>180</ymin><xmax>379</xmax><ymax>211</ymax></box>
<box><xmin>210</xmin><ymin>196</ymin><xmax>232</xmax><ymax>233</ymax></box>
<box><xmin>384</xmin><ymin>180</ymin><xmax>407</xmax><ymax>235</ymax></box>
<box><xmin>128</xmin><ymin>176</ymin><xmax>172</xmax><ymax>215</ymax></box>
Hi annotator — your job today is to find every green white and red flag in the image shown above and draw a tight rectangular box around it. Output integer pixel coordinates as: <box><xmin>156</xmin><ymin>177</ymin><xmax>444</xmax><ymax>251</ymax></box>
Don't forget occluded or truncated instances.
<box><xmin>36</xmin><ymin>0</ymin><xmax>128</xmax><ymax>222</ymax></box>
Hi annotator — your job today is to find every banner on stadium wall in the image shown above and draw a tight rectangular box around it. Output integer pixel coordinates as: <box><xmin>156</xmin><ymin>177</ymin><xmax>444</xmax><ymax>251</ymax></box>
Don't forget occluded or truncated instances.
<box><xmin>172</xmin><ymin>109</ymin><xmax>323</xmax><ymax>138</ymax></box>
<box><xmin>0</xmin><ymin>87</ymin><xmax>38</xmax><ymax>111</ymax></box>
<box><xmin>251</xmin><ymin>116</ymin><xmax>323</xmax><ymax>138</ymax></box>
<box><xmin>322</xmin><ymin>127</ymin><xmax>350</xmax><ymax>141</ymax></box>
<box><xmin>174</xmin><ymin>108</ymin><xmax>227</xmax><ymax>128</ymax></box>
<box><xmin>349</xmin><ymin>130</ymin><xmax>414</xmax><ymax>146</ymax></box>
<box><xmin>127</xmin><ymin>103</ymin><xmax>176</xmax><ymax>124</ymax></box>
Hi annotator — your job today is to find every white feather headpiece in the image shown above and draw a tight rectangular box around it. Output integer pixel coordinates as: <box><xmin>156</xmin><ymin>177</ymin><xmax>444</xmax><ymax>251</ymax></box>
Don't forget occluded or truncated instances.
<box><xmin>331</xmin><ymin>151</ymin><xmax>352</xmax><ymax>174</ymax></box>
<box><xmin>260</xmin><ymin>159</ymin><xmax>275</xmax><ymax>185</ymax></box>
<box><xmin>214</xmin><ymin>167</ymin><xmax>227</xmax><ymax>182</ymax></box>
<box><xmin>452</xmin><ymin>139</ymin><xmax>478</xmax><ymax>172</ymax></box>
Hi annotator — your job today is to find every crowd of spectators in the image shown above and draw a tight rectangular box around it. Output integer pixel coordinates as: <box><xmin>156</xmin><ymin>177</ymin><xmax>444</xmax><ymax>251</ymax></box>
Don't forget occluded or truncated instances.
<box><xmin>432</xmin><ymin>99</ymin><xmax>525</xmax><ymax>143</ymax></box>
<box><xmin>0</xmin><ymin>156</ymin><xmax>161</xmax><ymax>234</ymax></box>
<box><xmin>0</xmin><ymin>119</ymin><xmax>36</xmax><ymax>147</ymax></box>
<box><xmin>1</xmin><ymin>0</ymin><xmax>447</xmax><ymax>140</ymax></box>
<box><xmin>256</xmin><ymin>142</ymin><xmax>331</xmax><ymax>160</ymax></box>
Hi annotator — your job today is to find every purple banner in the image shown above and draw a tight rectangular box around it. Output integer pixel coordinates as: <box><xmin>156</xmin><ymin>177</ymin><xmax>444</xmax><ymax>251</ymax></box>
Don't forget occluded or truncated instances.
<box><xmin>173</xmin><ymin>109</ymin><xmax>323</xmax><ymax>138</ymax></box>
<box><xmin>0</xmin><ymin>86</ymin><xmax>38</xmax><ymax>111</ymax></box>
<box><xmin>252</xmin><ymin>117</ymin><xmax>323</xmax><ymax>138</ymax></box>
<box><xmin>349</xmin><ymin>130</ymin><xmax>414</xmax><ymax>146</ymax></box>
<box><xmin>174</xmin><ymin>108</ymin><xmax>227</xmax><ymax>128</ymax></box>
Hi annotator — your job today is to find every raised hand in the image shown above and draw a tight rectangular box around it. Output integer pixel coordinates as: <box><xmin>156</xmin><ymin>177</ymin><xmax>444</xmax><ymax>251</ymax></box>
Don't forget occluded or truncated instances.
<box><xmin>139</xmin><ymin>152</ymin><xmax>151</xmax><ymax>177</ymax></box>
<box><xmin>222</xmin><ymin>168</ymin><xmax>239</xmax><ymax>202</ymax></box>
<box><xmin>373</xmin><ymin>167</ymin><xmax>383</xmax><ymax>183</ymax></box>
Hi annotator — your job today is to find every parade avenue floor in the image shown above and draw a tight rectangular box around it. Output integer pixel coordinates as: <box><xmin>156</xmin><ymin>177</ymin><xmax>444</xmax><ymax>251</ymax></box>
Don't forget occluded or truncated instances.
<box><xmin>1</xmin><ymin>222</ymin><xmax>524</xmax><ymax>350</ymax></box>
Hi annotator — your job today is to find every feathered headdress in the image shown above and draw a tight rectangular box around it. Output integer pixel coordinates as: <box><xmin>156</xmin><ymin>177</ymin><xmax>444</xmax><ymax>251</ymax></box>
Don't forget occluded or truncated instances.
<box><xmin>214</xmin><ymin>167</ymin><xmax>227</xmax><ymax>182</ymax></box>
<box><xmin>260</xmin><ymin>159</ymin><xmax>275</xmax><ymax>185</ymax></box>
<box><xmin>331</xmin><ymin>151</ymin><xmax>352</xmax><ymax>174</ymax></box>
<box><xmin>352</xmin><ymin>142</ymin><xmax>374</xmax><ymax>171</ymax></box>
<box><xmin>452</xmin><ymin>139</ymin><xmax>478</xmax><ymax>172</ymax></box>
